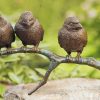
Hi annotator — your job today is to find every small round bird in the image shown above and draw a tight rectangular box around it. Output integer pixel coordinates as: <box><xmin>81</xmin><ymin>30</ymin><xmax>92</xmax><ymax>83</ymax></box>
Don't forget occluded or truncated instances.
<box><xmin>14</xmin><ymin>11</ymin><xmax>44</xmax><ymax>50</ymax></box>
<box><xmin>0</xmin><ymin>15</ymin><xmax>15</xmax><ymax>50</ymax></box>
<box><xmin>58</xmin><ymin>17</ymin><xmax>87</xmax><ymax>58</ymax></box>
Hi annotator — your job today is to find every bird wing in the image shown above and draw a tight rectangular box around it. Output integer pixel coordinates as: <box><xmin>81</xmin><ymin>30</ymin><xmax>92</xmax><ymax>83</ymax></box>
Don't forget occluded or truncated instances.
<box><xmin>80</xmin><ymin>29</ymin><xmax>87</xmax><ymax>47</ymax></box>
<box><xmin>58</xmin><ymin>28</ymin><xmax>68</xmax><ymax>48</ymax></box>
<box><xmin>58</xmin><ymin>31</ymin><xmax>63</xmax><ymax>48</ymax></box>
<box><xmin>9</xmin><ymin>24</ymin><xmax>15</xmax><ymax>42</ymax></box>
<box><xmin>0</xmin><ymin>28</ymin><xmax>3</xmax><ymax>39</ymax></box>
<box><xmin>14</xmin><ymin>23</ymin><xmax>25</xmax><ymax>36</ymax></box>
<box><xmin>4</xmin><ymin>23</ymin><xmax>15</xmax><ymax>42</ymax></box>
<box><xmin>40</xmin><ymin>25</ymin><xmax>44</xmax><ymax>41</ymax></box>
<box><xmin>12</xmin><ymin>28</ymin><xmax>15</xmax><ymax>42</ymax></box>
<box><xmin>33</xmin><ymin>19</ymin><xmax>44</xmax><ymax>41</ymax></box>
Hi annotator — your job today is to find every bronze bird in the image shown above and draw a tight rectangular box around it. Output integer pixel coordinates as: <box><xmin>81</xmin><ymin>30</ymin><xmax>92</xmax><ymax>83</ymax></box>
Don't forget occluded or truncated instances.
<box><xmin>0</xmin><ymin>15</ymin><xmax>15</xmax><ymax>50</ymax></box>
<box><xmin>58</xmin><ymin>17</ymin><xmax>87</xmax><ymax>58</ymax></box>
<box><xmin>14</xmin><ymin>11</ymin><xmax>44</xmax><ymax>50</ymax></box>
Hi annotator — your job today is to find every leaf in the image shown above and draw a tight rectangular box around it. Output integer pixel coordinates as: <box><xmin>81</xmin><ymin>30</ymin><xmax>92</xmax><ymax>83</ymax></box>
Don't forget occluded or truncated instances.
<box><xmin>8</xmin><ymin>72</ymin><xmax>22</xmax><ymax>84</ymax></box>
<box><xmin>0</xmin><ymin>84</ymin><xmax>6</xmax><ymax>98</ymax></box>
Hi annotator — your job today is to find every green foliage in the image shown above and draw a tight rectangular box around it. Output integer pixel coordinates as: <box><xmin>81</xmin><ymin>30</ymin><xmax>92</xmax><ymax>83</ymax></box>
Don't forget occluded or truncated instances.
<box><xmin>0</xmin><ymin>0</ymin><xmax>100</xmax><ymax>98</ymax></box>
<box><xmin>0</xmin><ymin>84</ymin><xmax>6</xmax><ymax>99</ymax></box>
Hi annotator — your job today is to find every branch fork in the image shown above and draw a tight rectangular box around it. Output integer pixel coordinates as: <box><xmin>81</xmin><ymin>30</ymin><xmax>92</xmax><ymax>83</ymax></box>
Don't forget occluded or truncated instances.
<box><xmin>1</xmin><ymin>47</ymin><xmax>100</xmax><ymax>95</ymax></box>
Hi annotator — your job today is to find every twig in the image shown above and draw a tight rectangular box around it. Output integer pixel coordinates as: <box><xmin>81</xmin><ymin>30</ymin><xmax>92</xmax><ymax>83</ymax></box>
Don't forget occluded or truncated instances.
<box><xmin>0</xmin><ymin>47</ymin><xmax>100</xmax><ymax>95</ymax></box>
<box><xmin>28</xmin><ymin>60</ymin><xmax>59</xmax><ymax>95</ymax></box>
<box><xmin>33</xmin><ymin>68</ymin><xmax>44</xmax><ymax>78</ymax></box>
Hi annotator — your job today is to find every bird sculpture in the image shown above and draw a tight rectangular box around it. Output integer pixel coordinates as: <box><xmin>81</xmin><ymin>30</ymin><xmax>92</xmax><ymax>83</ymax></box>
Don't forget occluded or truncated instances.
<box><xmin>0</xmin><ymin>15</ymin><xmax>15</xmax><ymax>50</ymax></box>
<box><xmin>14</xmin><ymin>11</ymin><xmax>44</xmax><ymax>50</ymax></box>
<box><xmin>58</xmin><ymin>16</ymin><xmax>87</xmax><ymax>59</ymax></box>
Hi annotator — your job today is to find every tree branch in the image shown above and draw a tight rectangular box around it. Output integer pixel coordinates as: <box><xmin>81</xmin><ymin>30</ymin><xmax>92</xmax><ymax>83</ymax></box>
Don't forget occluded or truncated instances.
<box><xmin>28</xmin><ymin>60</ymin><xmax>59</xmax><ymax>95</ymax></box>
<box><xmin>1</xmin><ymin>47</ymin><xmax>100</xmax><ymax>95</ymax></box>
<box><xmin>1</xmin><ymin>47</ymin><xmax>100</xmax><ymax>68</ymax></box>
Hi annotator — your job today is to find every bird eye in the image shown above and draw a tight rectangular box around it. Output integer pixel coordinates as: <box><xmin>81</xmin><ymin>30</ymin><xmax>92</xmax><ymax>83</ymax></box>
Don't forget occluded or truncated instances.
<box><xmin>70</xmin><ymin>22</ymin><xmax>73</xmax><ymax>25</ymax></box>
<box><xmin>29</xmin><ymin>19</ymin><xmax>31</xmax><ymax>21</ymax></box>
<box><xmin>22</xmin><ymin>20</ymin><xmax>25</xmax><ymax>23</ymax></box>
<box><xmin>29</xmin><ymin>18</ymin><xmax>33</xmax><ymax>21</ymax></box>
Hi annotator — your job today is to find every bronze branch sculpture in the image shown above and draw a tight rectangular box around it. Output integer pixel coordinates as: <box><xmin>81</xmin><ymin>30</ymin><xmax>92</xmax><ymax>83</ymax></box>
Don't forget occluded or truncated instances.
<box><xmin>0</xmin><ymin>47</ymin><xmax>100</xmax><ymax>95</ymax></box>
<box><xmin>0</xmin><ymin>11</ymin><xmax>100</xmax><ymax>96</ymax></box>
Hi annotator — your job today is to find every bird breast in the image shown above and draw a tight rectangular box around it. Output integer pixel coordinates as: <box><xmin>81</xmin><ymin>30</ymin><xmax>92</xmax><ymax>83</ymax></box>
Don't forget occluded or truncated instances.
<box><xmin>15</xmin><ymin>19</ymin><xmax>43</xmax><ymax>45</ymax></box>
<box><xmin>0</xmin><ymin>23</ymin><xmax>13</xmax><ymax>43</ymax></box>
<box><xmin>58</xmin><ymin>27</ymin><xmax>87</xmax><ymax>52</ymax></box>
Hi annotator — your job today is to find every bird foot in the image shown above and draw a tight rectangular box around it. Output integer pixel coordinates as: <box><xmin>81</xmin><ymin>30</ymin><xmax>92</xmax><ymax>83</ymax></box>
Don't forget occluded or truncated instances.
<box><xmin>6</xmin><ymin>47</ymin><xmax>12</xmax><ymax>51</ymax></box>
<box><xmin>7</xmin><ymin>48</ymin><xmax>11</xmax><ymax>50</ymax></box>
<box><xmin>75</xmin><ymin>55</ymin><xmax>81</xmax><ymax>61</ymax></box>
<box><xmin>66</xmin><ymin>55</ymin><xmax>71</xmax><ymax>62</ymax></box>
<box><xmin>32</xmin><ymin>46</ymin><xmax>40</xmax><ymax>52</ymax></box>
<box><xmin>20</xmin><ymin>46</ymin><xmax>26</xmax><ymax>49</ymax></box>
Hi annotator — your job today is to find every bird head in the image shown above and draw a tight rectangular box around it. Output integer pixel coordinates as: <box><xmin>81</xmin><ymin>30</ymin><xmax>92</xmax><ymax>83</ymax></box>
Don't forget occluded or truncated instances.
<box><xmin>19</xmin><ymin>11</ymin><xmax>36</xmax><ymax>27</ymax></box>
<box><xmin>64</xmin><ymin>17</ymin><xmax>82</xmax><ymax>31</ymax></box>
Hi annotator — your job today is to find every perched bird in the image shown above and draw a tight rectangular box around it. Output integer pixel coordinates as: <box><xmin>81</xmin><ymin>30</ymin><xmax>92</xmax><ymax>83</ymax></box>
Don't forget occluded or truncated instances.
<box><xmin>58</xmin><ymin>17</ymin><xmax>87</xmax><ymax>58</ymax></box>
<box><xmin>14</xmin><ymin>11</ymin><xmax>44</xmax><ymax>50</ymax></box>
<box><xmin>0</xmin><ymin>15</ymin><xmax>15</xmax><ymax>50</ymax></box>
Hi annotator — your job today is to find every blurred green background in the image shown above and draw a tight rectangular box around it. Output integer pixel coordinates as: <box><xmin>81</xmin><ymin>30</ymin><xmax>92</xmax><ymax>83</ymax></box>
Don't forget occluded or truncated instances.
<box><xmin>0</xmin><ymin>0</ymin><xmax>100</xmax><ymax>99</ymax></box>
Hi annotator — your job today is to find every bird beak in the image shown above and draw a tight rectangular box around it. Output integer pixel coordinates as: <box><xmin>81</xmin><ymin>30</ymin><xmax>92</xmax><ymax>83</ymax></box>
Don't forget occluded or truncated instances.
<box><xmin>27</xmin><ymin>23</ymin><xmax>30</xmax><ymax>26</ymax></box>
<box><xmin>79</xmin><ymin>23</ymin><xmax>82</xmax><ymax>28</ymax></box>
<box><xmin>26</xmin><ymin>21</ymin><xmax>30</xmax><ymax>25</ymax></box>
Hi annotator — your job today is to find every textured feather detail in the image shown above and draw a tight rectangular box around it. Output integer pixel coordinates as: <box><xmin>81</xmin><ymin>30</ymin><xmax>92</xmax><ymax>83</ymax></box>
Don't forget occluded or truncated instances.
<box><xmin>0</xmin><ymin>17</ymin><xmax>15</xmax><ymax>48</ymax></box>
<box><xmin>58</xmin><ymin>17</ymin><xmax>87</xmax><ymax>55</ymax></box>
<box><xmin>14</xmin><ymin>12</ymin><xmax>44</xmax><ymax>47</ymax></box>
